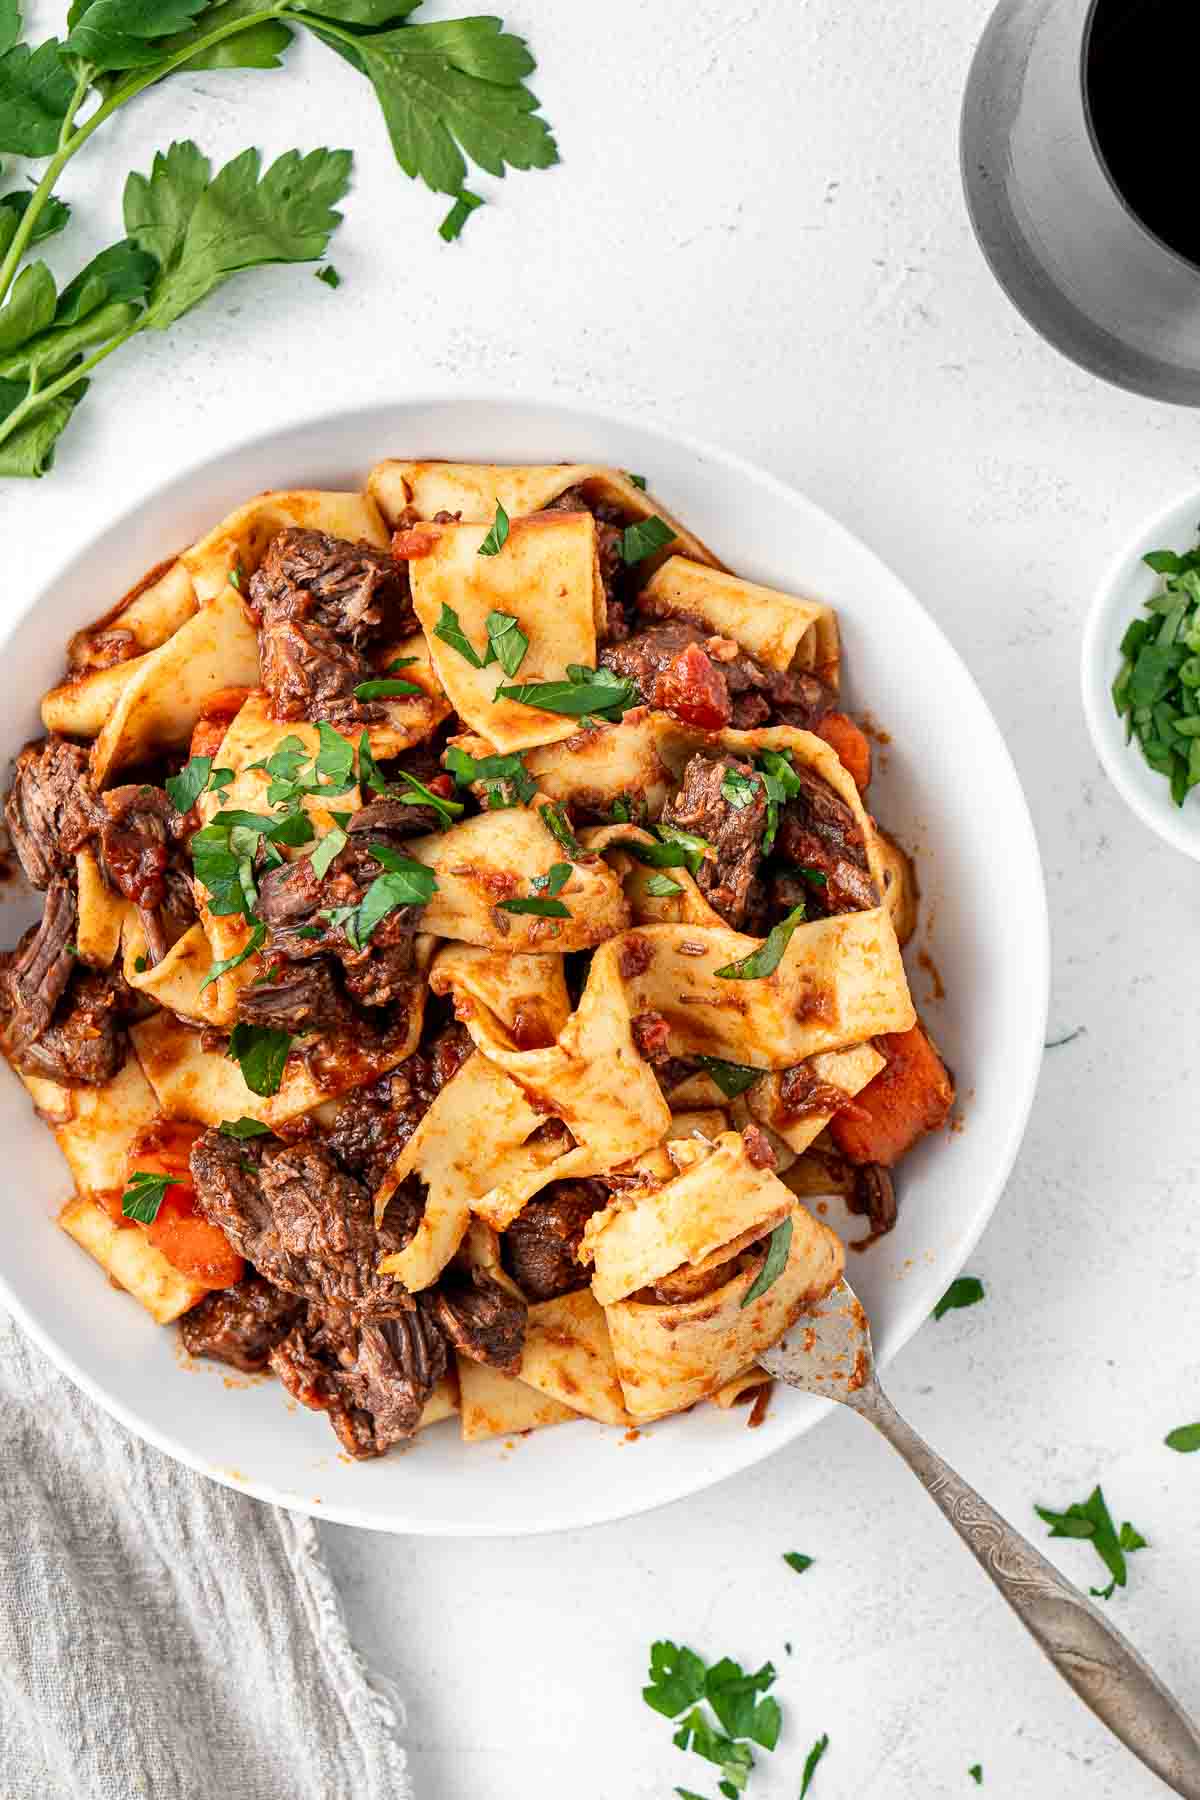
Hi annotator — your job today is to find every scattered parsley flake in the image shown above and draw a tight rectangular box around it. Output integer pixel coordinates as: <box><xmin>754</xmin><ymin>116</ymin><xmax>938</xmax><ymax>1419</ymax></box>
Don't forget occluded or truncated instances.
<box><xmin>645</xmin><ymin>872</ymin><xmax>683</xmax><ymax>897</ymax></box>
<box><xmin>621</xmin><ymin>514</ymin><xmax>675</xmax><ymax>564</ymax></box>
<box><xmin>495</xmin><ymin>664</ymin><xmax>638</xmax><ymax>719</ymax></box>
<box><xmin>715</xmin><ymin>906</ymin><xmax>806</xmax><ymax>980</ymax></box>
<box><xmin>968</xmin><ymin>1766</ymin><xmax>983</xmax><ymax>1786</ymax></box>
<box><xmin>1035</xmin><ymin>1486</ymin><xmax>1147</xmax><ymax>1598</ymax></box>
<box><xmin>218</xmin><ymin>1117</ymin><xmax>271</xmax><ymax>1140</ymax></box>
<box><xmin>741</xmin><ymin>1218</ymin><xmax>793</xmax><ymax>1308</ymax></box>
<box><xmin>782</xmin><ymin>1552</ymin><xmax>814</xmax><ymax>1574</ymax></box>
<box><xmin>199</xmin><ymin>920</ymin><xmax>266</xmax><ymax>993</ymax></box>
<box><xmin>478</xmin><ymin>502</ymin><xmax>510</xmax><ymax>558</ymax></box>
<box><xmin>933</xmin><ymin>1276</ymin><xmax>985</xmax><ymax>1320</ymax></box>
<box><xmin>1166</xmin><ymin>1423</ymin><xmax>1200</xmax><ymax>1453</ymax></box>
<box><xmin>695</xmin><ymin>1056</ymin><xmax>763</xmax><ymax>1099</ymax></box>
<box><xmin>433</xmin><ymin>601</ymin><xmax>487</xmax><ymax>668</ymax></box>
<box><xmin>800</xmin><ymin>1734</ymin><xmax>830</xmax><ymax>1797</ymax></box>
<box><xmin>352</xmin><ymin>676</ymin><xmax>422</xmax><ymax>700</ymax></box>
<box><xmin>227</xmin><ymin>1023</ymin><xmax>293</xmax><ymax>1097</ymax></box>
<box><xmin>315</xmin><ymin>265</ymin><xmax>341</xmax><ymax>288</ymax></box>
<box><xmin>626</xmin><ymin>472</ymin><xmax>647</xmax><ymax>490</ymax></box>
<box><xmin>438</xmin><ymin>187</ymin><xmax>484</xmax><ymax>242</ymax></box>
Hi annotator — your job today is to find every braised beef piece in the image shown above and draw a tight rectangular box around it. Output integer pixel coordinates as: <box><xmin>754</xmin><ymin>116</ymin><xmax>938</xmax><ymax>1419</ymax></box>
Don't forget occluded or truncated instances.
<box><xmin>270</xmin><ymin>1302</ymin><xmax>447</xmax><ymax>1457</ymax></box>
<box><xmin>248</xmin><ymin>528</ymin><xmax>415</xmax><ymax>727</ymax></box>
<box><xmin>236</xmin><ymin>958</ymin><xmax>354</xmax><ymax>1035</ymax></box>
<box><xmin>180</xmin><ymin>1275</ymin><xmax>303</xmax><ymax>1373</ymax></box>
<box><xmin>600</xmin><ymin>615</ymin><xmax>838</xmax><ymax>732</ymax></box>
<box><xmin>189</xmin><ymin>1129</ymin><xmax>418</xmax><ymax>1315</ymax></box>
<box><xmin>0</xmin><ymin>881</ymin><xmax>129</xmax><ymax>1084</ymax></box>
<box><xmin>430</xmin><ymin>1267</ymin><xmax>526</xmax><ymax>1375</ymax></box>
<box><xmin>501</xmin><ymin>1180</ymin><xmax>607</xmax><ymax>1302</ymax></box>
<box><xmin>659</xmin><ymin>752</ymin><xmax>767</xmax><ymax>930</ymax></box>
<box><xmin>99</xmin><ymin>784</ymin><xmax>195</xmax><ymax>965</ymax></box>
<box><xmin>325</xmin><ymin>1023</ymin><xmax>473</xmax><ymax>1187</ymax></box>
<box><xmin>774</xmin><ymin>767</ymin><xmax>879</xmax><ymax>915</ymax></box>
<box><xmin>5</xmin><ymin>738</ymin><xmax>105</xmax><ymax>889</ymax></box>
<box><xmin>847</xmin><ymin>1163</ymin><xmax>897</xmax><ymax>1242</ymax></box>
<box><xmin>545</xmin><ymin>485</ymin><xmax>630</xmax><ymax>638</ymax></box>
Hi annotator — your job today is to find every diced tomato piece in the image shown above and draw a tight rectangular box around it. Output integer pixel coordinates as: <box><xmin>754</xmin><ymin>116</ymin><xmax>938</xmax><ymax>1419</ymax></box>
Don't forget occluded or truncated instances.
<box><xmin>815</xmin><ymin>710</ymin><xmax>872</xmax><ymax>792</ymax></box>
<box><xmin>391</xmin><ymin>527</ymin><xmax>439</xmax><ymax>560</ymax></box>
<box><xmin>652</xmin><ymin>643</ymin><xmax>732</xmax><ymax>731</ymax></box>
<box><xmin>188</xmin><ymin>686</ymin><xmax>252</xmax><ymax>762</ymax></box>
<box><xmin>830</xmin><ymin>1023</ymin><xmax>954</xmax><ymax>1166</ymax></box>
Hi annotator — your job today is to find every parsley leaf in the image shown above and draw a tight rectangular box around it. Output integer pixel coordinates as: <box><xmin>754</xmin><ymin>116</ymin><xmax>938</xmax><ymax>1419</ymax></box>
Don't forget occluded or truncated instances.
<box><xmin>64</xmin><ymin>0</ymin><xmax>209</xmax><ymax>74</ymax></box>
<box><xmin>121</xmin><ymin>1169</ymin><xmax>183</xmax><ymax>1224</ymax></box>
<box><xmin>304</xmin><ymin>16</ymin><xmax>558</xmax><ymax>197</ymax></box>
<box><xmin>645</xmin><ymin>872</ymin><xmax>682</xmax><ymax>897</ymax></box>
<box><xmin>800</xmin><ymin>1733</ymin><xmax>830</xmax><ymax>1796</ymax></box>
<box><xmin>1035</xmin><ymin>1486</ymin><xmax>1147</xmax><ymax>1597</ymax></box>
<box><xmin>352</xmin><ymin>676</ymin><xmax>422</xmax><ymax>700</ymax></box>
<box><xmin>444</xmin><ymin>744</ymin><xmax>535</xmax><ymax>809</ymax></box>
<box><xmin>741</xmin><ymin>1217</ymin><xmax>793</xmax><ymax>1308</ymax></box>
<box><xmin>497</xmin><ymin>889</ymin><xmax>570</xmax><ymax>918</ymax></box>
<box><xmin>485</xmin><ymin>609</ymin><xmax>527</xmax><ymax>676</ymax></box>
<box><xmin>495</xmin><ymin>663</ymin><xmax>638</xmax><ymax>719</ymax></box>
<box><xmin>315</xmin><ymin>263</ymin><xmax>340</xmax><ymax>287</ymax></box>
<box><xmin>933</xmin><ymin>1275</ymin><xmax>985</xmax><ymax>1320</ymax></box>
<box><xmin>621</xmin><ymin>514</ymin><xmax>675</xmax><ymax>564</ymax></box>
<box><xmin>218</xmin><ymin>1116</ymin><xmax>271</xmax><ymax>1139</ymax></box>
<box><xmin>720</xmin><ymin>768</ymin><xmax>760</xmax><ymax>810</ymax></box>
<box><xmin>227</xmin><ymin>1022</ymin><xmax>292</xmax><ymax>1096</ymax></box>
<box><xmin>756</xmin><ymin>748</ymin><xmax>801</xmax><ymax>853</ymax></box>
<box><xmin>968</xmin><ymin>1765</ymin><xmax>983</xmax><ymax>1785</ymax></box>
<box><xmin>1166</xmin><ymin>1424</ymin><xmax>1200</xmax><ymax>1452</ymax></box>
<box><xmin>478</xmin><ymin>503</ymin><xmax>510</xmax><ymax>558</ymax></box>
<box><xmin>695</xmin><ymin>1055</ymin><xmax>763</xmax><ymax>1098</ymax></box>
<box><xmin>315</xmin><ymin>720</ymin><xmax>355</xmax><ymax>790</ymax></box>
<box><xmin>130</xmin><ymin>143</ymin><xmax>353</xmax><ymax>331</ymax></box>
<box><xmin>433</xmin><ymin>600</ymin><xmax>487</xmax><ymax>668</ymax></box>
<box><xmin>538</xmin><ymin>800</ymin><xmax>582</xmax><ymax>857</ymax></box>
<box><xmin>357</xmin><ymin>732</ymin><xmax>462</xmax><ymax>827</ymax></box>
<box><xmin>199</xmin><ymin>919</ymin><xmax>265</xmax><ymax>992</ymax></box>
<box><xmin>530</xmin><ymin>861</ymin><xmax>571</xmax><ymax>897</ymax></box>
<box><xmin>309</xmin><ymin>825</ymin><xmax>347</xmax><ymax>880</ymax></box>
<box><xmin>782</xmin><ymin>1551</ymin><xmax>813</xmax><ymax>1574</ymax></box>
<box><xmin>438</xmin><ymin>187</ymin><xmax>483</xmax><ymax>242</ymax></box>
<box><xmin>715</xmin><ymin>906</ymin><xmax>806</xmax><ymax>980</ymax></box>
<box><xmin>0</xmin><ymin>40</ymin><xmax>76</xmax><ymax>158</ymax></box>
<box><xmin>704</xmin><ymin>1659</ymin><xmax>779</xmax><ymax>1748</ymax></box>
<box><xmin>626</xmin><ymin>471</ymin><xmax>647</xmax><ymax>490</ymax></box>
<box><xmin>644</xmin><ymin>1643</ymin><xmax>713</xmax><ymax>1717</ymax></box>
<box><xmin>165</xmin><ymin>752</ymin><xmax>215</xmax><ymax>813</ymax></box>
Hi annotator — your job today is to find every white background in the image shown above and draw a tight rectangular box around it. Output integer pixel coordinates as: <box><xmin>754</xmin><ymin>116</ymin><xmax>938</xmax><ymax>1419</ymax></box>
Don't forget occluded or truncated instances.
<box><xmin>7</xmin><ymin>2</ymin><xmax>1200</xmax><ymax>1796</ymax></box>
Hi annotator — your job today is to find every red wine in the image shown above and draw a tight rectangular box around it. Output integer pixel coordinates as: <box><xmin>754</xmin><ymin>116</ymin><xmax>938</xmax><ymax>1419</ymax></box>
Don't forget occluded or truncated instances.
<box><xmin>1086</xmin><ymin>0</ymin><xmax>1200</xmax><ymax>264</ymax></box>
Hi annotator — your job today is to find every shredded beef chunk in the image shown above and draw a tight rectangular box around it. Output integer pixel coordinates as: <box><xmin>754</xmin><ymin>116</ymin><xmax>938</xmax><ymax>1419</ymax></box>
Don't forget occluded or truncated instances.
<box><xmin>502</xmin><ymin>1180</ymin><xmax>607</xmax><ymax>1302</ymax></box>
<box><xmin>189</xmin><ymin>1129</ymin><xmax>417</xmax><ymax>1316</ymax></box>
<box><xmin>236</xmin><ymin>957</ymin><xmax>353</xmax><ymax>1035</ymax></box>
<box><xmin>0</xmin><ymin>883</ymin><xmax>128</xmax><ymax>1084</ymax></box>
<box><xmin>430</xmin><ymin>1267</ymin><xmax>526</xmax><ymax>1375</ymax></box>
<box><xmin>5</xmin><ymin>738</ymin><xmax>105</xmax><ymax>888</ymax></box>
<box><xmin>248</xmin><ymin>528</ymin><xmax>415</xmax><ymax>726</ymax></box>
<box><xmin>773</xmin><ymin>767</ymin><xmax>879</xmax><ymax>914</ymax></box>
<box><xmin>600</xmin><ymin>614</ymin><xmax>838</xmax><ymax>732</ymax></box>
<box><xmin>180</xmin><ymin>1275</ymin><xmax>303</xmax><ymax>1373</ymax></box>
<box><xmin>270</xmin><ymin>1303</ymin><xmax>447</xmax><ymax>1457</ymax></box>
<box><xmin>660</xmin><ymin>752</ymin><xmax>767</xmax><ymax>929</ymax></box>
<box><xmin>100</xmin><ymin>784</ymin><xmax>194</xmax><ymax>965</ymax></box>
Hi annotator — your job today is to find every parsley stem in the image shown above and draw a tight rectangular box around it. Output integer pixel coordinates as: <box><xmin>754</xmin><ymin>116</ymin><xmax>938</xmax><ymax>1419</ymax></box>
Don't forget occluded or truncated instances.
<box><xmin>0</xmin><ymin>5</ymin><xmax>290</xmax><ymax>311</ymax></box>
<box><xmin>0</xmin><ymin>308</ymin><xmax>145</xmax><ymax>449</ymax></box>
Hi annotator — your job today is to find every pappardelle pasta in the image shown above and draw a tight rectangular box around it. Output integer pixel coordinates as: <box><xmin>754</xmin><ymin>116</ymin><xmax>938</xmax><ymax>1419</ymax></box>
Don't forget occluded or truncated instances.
<box><xmin>0</xmin><ymin>462</ymin><xmax>954</xmax><ymax>1455</ymax></box>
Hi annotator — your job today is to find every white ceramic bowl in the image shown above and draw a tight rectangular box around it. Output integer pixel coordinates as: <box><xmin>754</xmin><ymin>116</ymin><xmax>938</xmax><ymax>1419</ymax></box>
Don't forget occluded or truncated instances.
<box><xmin>0</xmin><ymin>395</ymin><xmax>1049</xmax><ymax>1536</ymax></box>
<box><xmin>1082</xmin><ymin>488</ymin><xmax>1200</xmax><ymax>862</ymax></box>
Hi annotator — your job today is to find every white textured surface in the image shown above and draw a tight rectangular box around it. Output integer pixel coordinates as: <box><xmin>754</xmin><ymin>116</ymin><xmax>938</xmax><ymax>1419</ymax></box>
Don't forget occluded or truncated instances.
<box><xmin>5</xmin><ymin>0</ymin><xmax>1200</xmax><ymax>1795</ymax></box>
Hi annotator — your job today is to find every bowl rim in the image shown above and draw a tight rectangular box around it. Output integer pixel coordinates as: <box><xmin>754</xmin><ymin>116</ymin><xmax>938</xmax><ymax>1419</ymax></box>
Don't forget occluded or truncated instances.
<box><xmin>0</xmin><ymin>387</ymin><xmax>1051</xmax><ymax>1533</ymax></box>
<box><xmin>1081</xmin><ymin>482</ymin><xmax>1200</xmax><ymax>864</ymax></box>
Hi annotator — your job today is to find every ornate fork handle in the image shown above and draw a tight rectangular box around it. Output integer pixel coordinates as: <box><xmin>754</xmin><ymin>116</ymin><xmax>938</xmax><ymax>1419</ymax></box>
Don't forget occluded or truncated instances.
<box><xmin>852</xmin><ymin>1379</ymin><xmax>1200</xmax><ymax>1799</ymax></box>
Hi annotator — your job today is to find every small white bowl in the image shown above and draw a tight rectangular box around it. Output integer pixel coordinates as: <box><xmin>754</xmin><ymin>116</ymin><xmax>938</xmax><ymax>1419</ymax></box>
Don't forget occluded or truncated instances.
<box><xmin>1083</xmin><ymin>489</ymin><xmax>1200</xmax><ymax>862</ymax></box>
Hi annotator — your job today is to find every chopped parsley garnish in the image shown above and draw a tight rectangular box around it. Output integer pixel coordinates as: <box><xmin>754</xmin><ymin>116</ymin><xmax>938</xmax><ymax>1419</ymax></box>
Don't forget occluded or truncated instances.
<box><xmin>695</xmin><ymin>1056</ymin><xmax>763</xmax><ymax>1099</ymax></box>
<box><xmin>741</xmin><ymin>1217</ymin><xmax>793</xmax><ymax>1308</ymax></box>
<box><xmin>933</xmin><ymin>1276</ymin><xmax>985</xmax><ymax>1320</ymax></box>
<box><xmin>191</xmin><ymin>807</ymin><xmax>315</xmax><ymax>922</ymax></box>
<box><xmin>1112</xmin><ymin>540</ymin><xmax>1200</xmax><ymax>807</ymax></box>
<box><xmin>165</xmin><ymin>753</ymin><xmax>231</xmax><ymax>814</ymax></box>
<box><xmin>756</xmin><ymin>748</ymin><xmax>802</xmax><ymax>853</ymax></box>
<box><xmin>358</xmin><ymin>732</ymin><xmax>463</xmax><ymax>828</ymax></box>
<box><xmin>609</xmin><ymin>794</ymin><xmax>632</xmax><ymax>822</ymax></box>
<box><xmin>309</xmin><ymin>825</ymin><xmax>347</xmax><ymax>881</ymax></box>
<box><xmin>645</xmin><ymin>872</ymin><xmax>682</xmax><ymax>897</ymax></box>
<box><xmin>497</xmin><ymin>867</ymin><xmax>572</xmax><ymax>918</ymax></box>
<box><xmin>715</xmin><ymin>905</ymin><xmax>806</xmax><ymax>980</ymax></box>
<box><xmin>644</xmin><ymin>1642</ymin><xmax>781</xmax><ymax>1795</ymax></box>
<box><xmin>218</xmin><ymin>1117</ymin><xmax>271</xmax><ymax>1140</ymax></box>
<box><xmin>800</xmin><ymin>1733</ymin><xmax>830</xmax><ymax>1797</ymax></box>
<box><xmin>968</xmin><ymin>1766</ymin><xmax>983</xmax><ymax>1786</ymax></box>
<box><xmin>227</xmin><ymin>1023</ymin><xmax>293</xmax><ymax>1098</ymax></box>
<box><xmin>626</xmin><ymin>472</ymin><xmax>647</xmax><ymax>490</ymax></box>
<box><xmin>199</xmin><ymin>920</ymin><xmax>266</xmax><ymax>993</ymax></box>
<box><xmin>316</xmin><ymin>843</ymin><xmax>439</xmax><ymax>945</ymax></box>
<box><xmin>315</xmin><ymin>722</ymin><xmax>355</xmax><ymax>790</ymax></box>
<box><xmin>495</xmin><ymin>663</ymin><xmax>638</xmax><ymax>720</ymax></box>
<box><xmin>485</xmin><ymin>609</ymin><xmax>527</xmax><ymax>674</ymax></box>
<box><xmin>133</xmin><ymin>954</ymin><xmax>148</xmax><ymax>974</ymax></box>
<box><xmin>315</xmin><ymin>265</ymin><xmax>341</xmax><ymax>289</ymax></box>
<box><xmin>352</xmin><ymin>676</ymin><xmax>422</xmax><ymax>700</ymax></box>
<box><xmin>1166</xmin><ymin>1423</ymin><xmax>1200</xmax><ymax>1452</ymax></box>
<box><xmin>478</xmin><ymin>503</ymin><xmax>511</xmax><ymax>558</ymax></box>
<box><xmin>1035</xmin><ymin>1486</ymin><xmax>1148</xmax><ymax>1599</ymax></box>
<box><xmin>121</xmin><ymin>1170</ymin><xmax>182</xmax><ymax>1225</ymax></box>
<box><xmin>782</xmin><ymin>1552</ymin><xmax>813</xmax><ymax>1574</ymax></box>
<box><xmin>433</xmin><ymin>601</ymin><xmax>488</xmax><ymax>668</ymax></box>
<box><xmin>615</xmin><ymin>823</ymin><xmax>711</xmax><ymax>875</ymax></box>
<box><xmin>720</xmin><ymin>768</ymin><xmax>760</xmax><ymax>810</ymax></box>
<box><xmin>444</xmin><ymin>745</ymin><xmax>536</xmax><ymax>809</ymax></box>
<box><xmin>621</xmin><ymin>514</ymin><xmax>675</xmax><ymax>564</ymax></box>
<box><xmin>539</xmin><ymin>800</ymin><xmax>582</xmax><ymax>857</ymax></box>
<box><xmin>533</xmin><ymin>862</ymin><xmax>572</xmax><ymax>897</ymax></box>
<box><xmin>439</xmin><ymin>188</ymin><xmax>484</xmax><ymax>243</ymax></box>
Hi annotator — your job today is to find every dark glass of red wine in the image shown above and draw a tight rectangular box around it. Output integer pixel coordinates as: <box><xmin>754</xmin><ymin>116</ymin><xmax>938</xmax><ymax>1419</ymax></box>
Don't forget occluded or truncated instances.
<box><xmin>962</xmin><ymin>0</ymin><xmax>1200</xmax><ymax>403</ymax></box>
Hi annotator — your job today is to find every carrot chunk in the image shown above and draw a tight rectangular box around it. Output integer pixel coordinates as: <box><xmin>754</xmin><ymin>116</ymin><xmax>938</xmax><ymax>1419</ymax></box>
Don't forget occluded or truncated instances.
<box><xmin>815</xmin><ymin>710</ymin><xmax>872</xmax><ymax>791</ymax></box>
<box><xmin>830</xmin><ymin>1023</ymin><xmax>954</xmax><ymax>1166</ymax></box>
<box><xmin>126</xmin><ymin>1119</ymin><xmax>244</xmax><ymax>1288</ymax></box>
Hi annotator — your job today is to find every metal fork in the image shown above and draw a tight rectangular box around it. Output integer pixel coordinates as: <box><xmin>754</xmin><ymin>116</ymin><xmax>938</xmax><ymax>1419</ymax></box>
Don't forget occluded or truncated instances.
<box><xmin>759</xmin><ymin>1279</ymin><xmax>1200</xmax><ymax>1797</ymax></box>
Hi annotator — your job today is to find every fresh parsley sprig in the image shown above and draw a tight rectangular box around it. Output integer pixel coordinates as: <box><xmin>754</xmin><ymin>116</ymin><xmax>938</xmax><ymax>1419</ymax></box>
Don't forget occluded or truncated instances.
<box><xmin>1112</xmin><ymin>540</ymin><xmax>1200</xmax><ymax>807</ymax></box>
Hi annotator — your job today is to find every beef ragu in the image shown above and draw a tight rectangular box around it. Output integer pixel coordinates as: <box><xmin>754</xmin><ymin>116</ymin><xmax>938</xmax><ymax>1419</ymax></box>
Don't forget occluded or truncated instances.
<box><xmin>0</xmin><ymin>464</ymin><xmax>953</xmax><ymax>1457</ymax></box>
